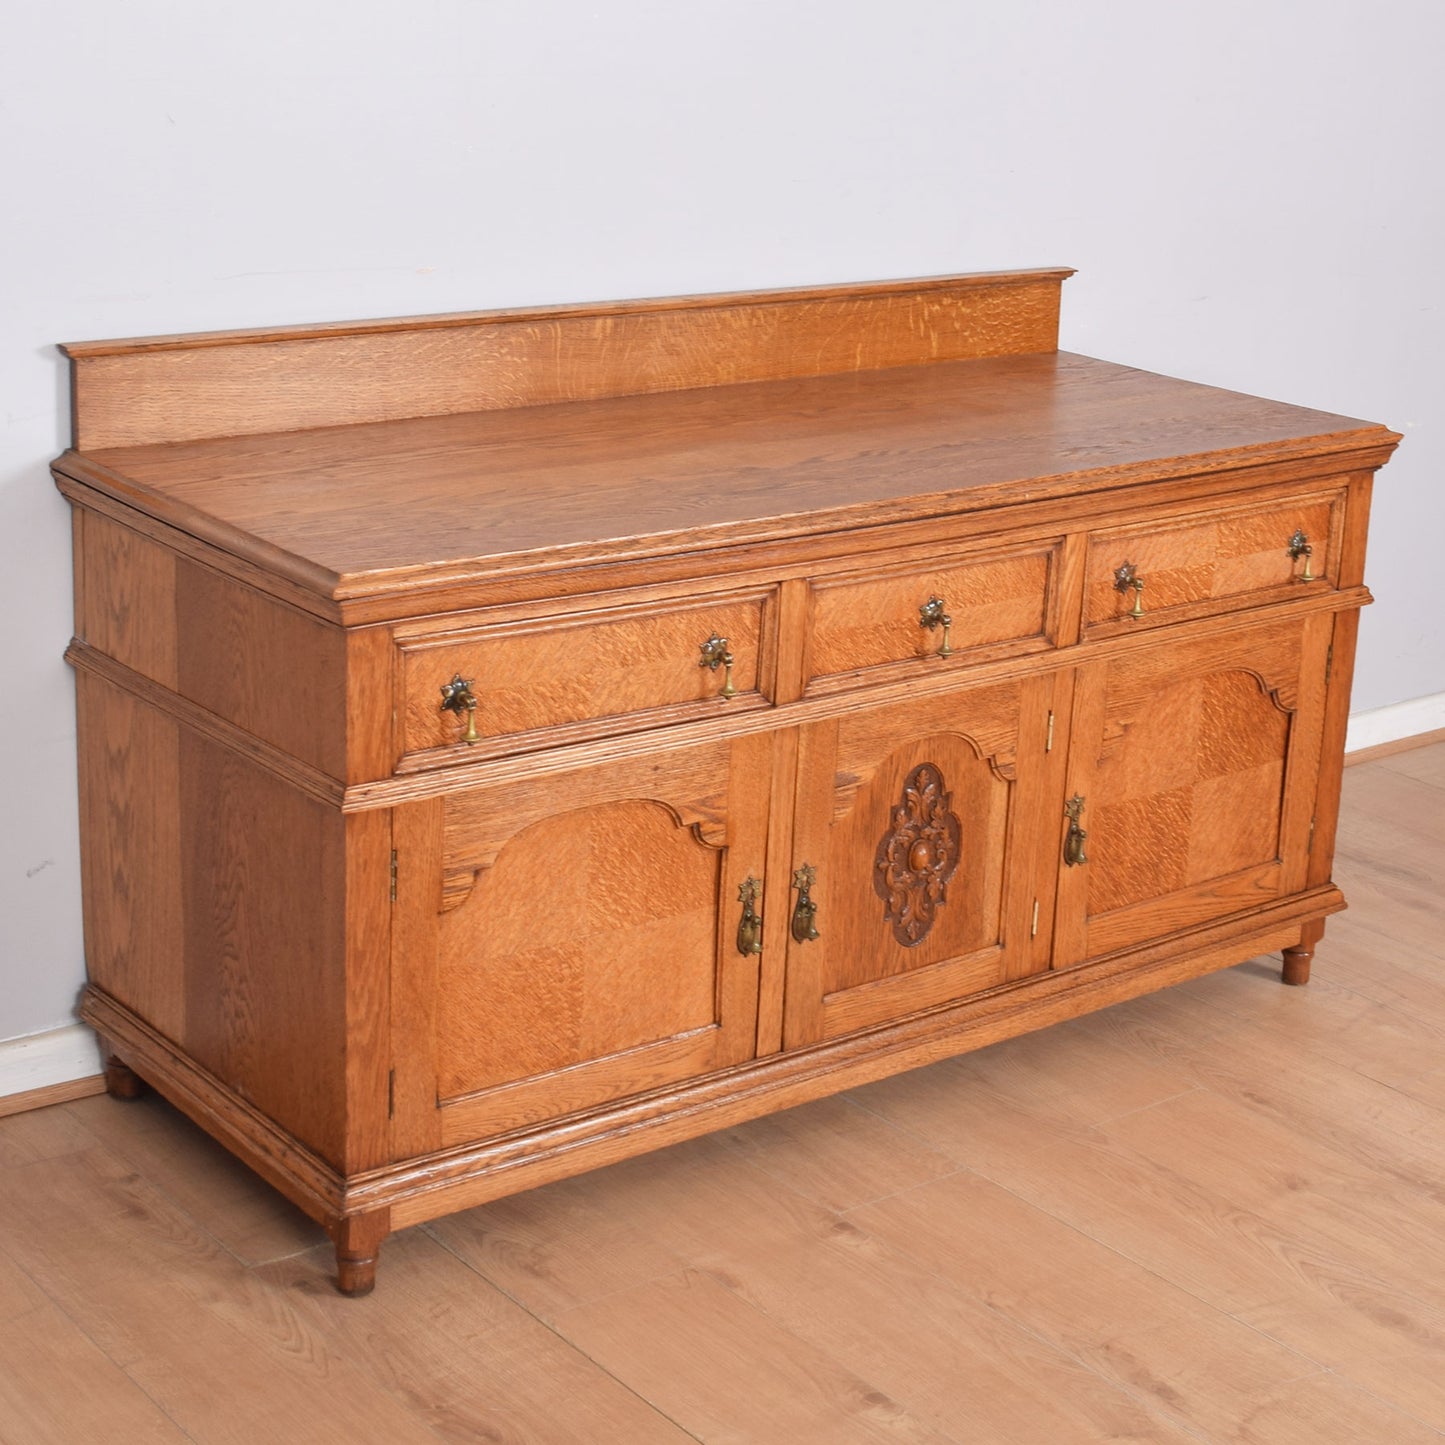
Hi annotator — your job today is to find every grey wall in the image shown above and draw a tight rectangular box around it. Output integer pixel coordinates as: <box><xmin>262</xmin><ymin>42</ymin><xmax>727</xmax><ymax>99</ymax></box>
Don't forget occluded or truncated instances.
<box><xmin>3</xmin><ymin>0</ymin><xmax>1441</xmax><ymax>1043</ymax></box>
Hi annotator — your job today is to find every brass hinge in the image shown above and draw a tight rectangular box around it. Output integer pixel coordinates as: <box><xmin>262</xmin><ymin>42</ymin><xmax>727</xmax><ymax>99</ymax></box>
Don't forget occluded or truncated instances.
<box><xmin>1308</xmin><ymin>815</ymin><xmax>1316</xmax><ymax>854</ymax></box>
<box><xmin>1324</xmin><ymin>644</ymin><xmax>1334</xmax><ymax>687</ymax></box>
<box><xmin>1046</xmin><ymin>711</ymin><xmax>1055</xmax><ymax>753</ymax></box>
<box><xmin>1030</xmin><ymin>898</ymin><xmax>1041</xmax><ymax>938</ymax></box>
<box><xmin>389</xmin><ymin>849</ymin><xmax>398</xmax><ymax>903</ymax></box>
<box><xmin>387</xmin><ymin>1068</ymin><xmax>395</xmax><ymax>1119</ymax></box>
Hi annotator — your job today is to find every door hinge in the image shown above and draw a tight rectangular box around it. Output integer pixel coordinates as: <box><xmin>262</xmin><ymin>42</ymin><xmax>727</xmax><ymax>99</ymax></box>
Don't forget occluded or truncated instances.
<box><xmin>1030</xmin><ymin>898</ymin><xmax>1041</xmax><ymax>938</ymax></box>
<box><xmin>1324</xmin><ymin>644</ymin><xmax>1334</xmax><ymax>687</ymax></box>
<box><xmin>389</xmin><ymin>849</ymin><xmax>398</xmax><ymax>903</ymax></box>
<box><xmin>1307</xmin><ymin>815</ymin><xmax>1316</xmax><ymax>854</ymax></box>
<box><xmin>1046</xmin><ymin>710</ymin><xmax>1055</xmax><ymax>753</ymax></box>
<box><xmin>387</xmin><ymin>1068</ymin><xmax>395</xmax><ymax>1119</ymax></box>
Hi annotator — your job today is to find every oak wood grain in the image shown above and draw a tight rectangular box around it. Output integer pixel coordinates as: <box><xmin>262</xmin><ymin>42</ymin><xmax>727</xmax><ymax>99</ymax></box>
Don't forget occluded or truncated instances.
<box><xmin>395</xmin><ymin>584</ymin><xmax>771</xmax><ymax>761</ymax></box>
<box><xmin>804</xmin><ymin>541</ymin><xmax>1056</xmax><ymax>686</ymax></box>
<box><xmin>1082</xmin><ymin>486</ymin><xmax>1344</xmax><ymax>629</ymax></box>
<box><xmin>54</xmin><ymin>352</ymin><xmax>1396</xmax><ymax>605</ymax></box>
<box><xmin>65</xmin><ymin>269</ymin><xmax>1073</xmax><ymax>447</ymax></box>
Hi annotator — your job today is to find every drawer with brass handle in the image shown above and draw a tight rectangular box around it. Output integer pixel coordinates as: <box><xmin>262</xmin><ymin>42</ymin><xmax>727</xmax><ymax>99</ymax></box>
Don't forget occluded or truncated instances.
<box><xmin>393</xmin><ymin>587</ymin><xmax>773</xmax><ymax>767</ymax></box>
<box><xmin>1083</xmin><ymin>488</ymin><xmax>1344</xmax><ymax>632</ymax></box>
<box><xmin>804</xmin><ymin>542</ymin><xmax>1059</xmax><ymax>692</ymax></box>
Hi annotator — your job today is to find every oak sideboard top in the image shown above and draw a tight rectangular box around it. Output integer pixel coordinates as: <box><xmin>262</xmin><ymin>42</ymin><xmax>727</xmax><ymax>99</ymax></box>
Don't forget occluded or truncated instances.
<box><xmin>52</xmin><ymin>272</ymin><xmax>1398</xmax><ymax>613</ymax></box>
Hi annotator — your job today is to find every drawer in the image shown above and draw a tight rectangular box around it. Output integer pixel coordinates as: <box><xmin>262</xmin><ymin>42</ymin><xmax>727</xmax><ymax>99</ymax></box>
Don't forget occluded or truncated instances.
<box><xmin>804</xmin><ymin>542</ymin><xmax>1058</xmax><ymax>691</ymax></box>
<box><xmin>1083</xmin><ymin>489</ymin><xmax>1343</xmax><ymax>632</ymax></box>
<box><xmin>394</xmin><ymin>587</ymin><xmax>772</xmax><ymax>766</ymax></box>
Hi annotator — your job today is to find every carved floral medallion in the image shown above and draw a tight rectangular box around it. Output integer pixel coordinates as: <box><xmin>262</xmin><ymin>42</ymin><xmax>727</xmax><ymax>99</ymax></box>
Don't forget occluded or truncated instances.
<box><xmin>873</xmin><ymin>762</ymin><xmax>962</xmax><ymax>947</ymax></box>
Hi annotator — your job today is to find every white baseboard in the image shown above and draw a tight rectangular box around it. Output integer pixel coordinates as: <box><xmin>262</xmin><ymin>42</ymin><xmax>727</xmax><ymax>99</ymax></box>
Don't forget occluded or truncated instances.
<box><xmin>0</xmin><ymin>1023</ymin><xmax>103</xmax><ymax>1102</ymax></box>
<box><xmin>1346</xmin><ymin>691</ymin><xmax>1445</xmax><ymax>755</ymax></box>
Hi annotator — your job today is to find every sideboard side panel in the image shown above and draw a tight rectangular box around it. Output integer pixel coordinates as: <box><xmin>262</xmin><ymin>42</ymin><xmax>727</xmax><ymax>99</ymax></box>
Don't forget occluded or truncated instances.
<box><xmin>78</xmin><ymin>672</ymin><xmax>350</xmax><ymax>1164</ymax></box>
<box><xmin>76</xmin><ymin>509</ymin><xmax>349</xmax><ymax>779</ymax></box>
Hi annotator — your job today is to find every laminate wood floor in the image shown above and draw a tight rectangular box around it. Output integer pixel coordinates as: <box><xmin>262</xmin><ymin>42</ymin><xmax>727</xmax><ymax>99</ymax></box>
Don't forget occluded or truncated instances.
<box><xmin>2</xmin><ymin>743</ymin><xmax>1442</xmax><ymax>1444</ymax></box>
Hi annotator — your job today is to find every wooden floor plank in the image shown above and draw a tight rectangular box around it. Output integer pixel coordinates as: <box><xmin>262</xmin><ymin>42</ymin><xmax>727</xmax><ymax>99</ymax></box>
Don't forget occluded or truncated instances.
<box><xmin>936</xmin><ymin>1095</ymin><xmax>1445</xmax><ymax>1429</ymax></box>
<box><xmin>1219</xmin><ymin>1372</ymin><xmax>1445</xmax><ymax>1445</ymax></box>
<box><xmin>429</xmin><ymin>1151</ymin><xmax>702</xmax><ymax>1322</ymax></box>
<box><xmin>698</xmin><ymin>1093</ymin><xmax>961</xmax><ymax>1213</ymax></box>
<box><xmin>1341</xmin><ymin>762</ymin><xmax>1445</xmax><ymax>843</ymax></box>
<box><xmin>1304</xmin><ymin>912</ymin><xmax>1445</xmax><ymax>1016</ymax></box>
<box><xmin>0</xmin><ymin>1246</ymin><xmax>194</xmax><ymax>1445</ymax></box>
<box><xmin>0</xmin><ymin>1097</ymin><xmax>100</xmax><ymax>1170</ymax></box>
<box><xmin>0</xmin><ymin>1147</ymin><xmax>448</xmax><ymax>1445</ymax></box>
<box><xmin>1098</xmin><ymin>1088</ymin><xmax>1445</xmax><ymax>1308</ymax></box>
<box><xmin>553</xmin><ymin>1266</ymin><xmax>1144</xmax><ymax>1445</ymax></box>
<box><xmin>446</xmin><ymin>1124</ymin><xmax>1206</xmax><ymax>1443</ymax></box>
<box><xmin>257</xmin><ymin>1230</ymin><xmax>694</xmax><ymax>1444</ymax></box>
<box><xmin>1173</xmin><ymin>964</ymin><xmax>1445</xmax><ymax>1108</ymax></box>
<box><xmin>64</xmin><ymin>1092</ymin><xmax>325</xmax><ymax>1266</ymax></box>
<box><xmin>840</xmin><ymin>1019</ymin><xmax>1200</xmax><ymax>1178</ymax></box>
<box><xmin>1379</xmin><ymin>742</ymin><xmax>1445</xmax><ymax>788</ymax></box>
<box><xmin>848</xmin><ymin>1170</ymin><xmax>1327</xmax><ymax>1442</ymax></box>
<box><xmin>1077</xmin><ymin>978</ymin><xmax>1445</xmax><ymax>1195</ymax></box>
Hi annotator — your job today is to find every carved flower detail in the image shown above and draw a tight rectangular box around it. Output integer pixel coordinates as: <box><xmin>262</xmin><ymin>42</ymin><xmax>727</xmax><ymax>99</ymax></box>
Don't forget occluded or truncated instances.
<box><xmin>873</xmin><ymin>762</ymin><xmax>962</xmax><ymax>947</ymax></box>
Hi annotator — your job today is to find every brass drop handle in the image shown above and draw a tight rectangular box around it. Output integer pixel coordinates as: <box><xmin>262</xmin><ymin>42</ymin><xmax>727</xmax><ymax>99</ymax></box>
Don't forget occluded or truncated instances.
<box><xmin>791</xmin><ymin>864</ymin><xmax>821</xmax><ymax>943</ymax></box>
<box><xmin>700</xmin><ymin>634</ymin><xmax>738</xmax><ymax>700</ymax></box>
<box><xmin>1287</xmin><ymin>529</ymin><xmax>1316</xmax><ymax>582</ymax></box>
<box><xmin>736</xmin><ymin>876</ymin><xmax>764</xmax><ymax>956</ymax></box>
<box><xmin>1063</xmin><ymin>794</ymin><xmax>1089</xmax><ymax>867</ymax></box>
<box><xmin>439</xmin><ymin>673</ymin><xmax>480</xmax><ymax>745</ymax></box>
<box><xmin>919</xmin><ymin>596</ymin><xmax>953</xmax><ymax>658</ymax></box>
<box><xmin>1114</xmin><ymin>561</ymin><xmax>1145</xmax><ymax>619</ymax></box>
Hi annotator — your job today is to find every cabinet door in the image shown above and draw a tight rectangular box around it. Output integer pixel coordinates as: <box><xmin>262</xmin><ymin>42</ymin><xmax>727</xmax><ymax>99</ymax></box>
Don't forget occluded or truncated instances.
<box><xmin>390</xmin><ymin>734</ymin><xmax>771</xmax><ymax>1156</ymax></box>
<box><xmin>781</xmin><ymin>674</ymin><xmax>1062</xmax><ymax>1049</ymax></box>
<box><xmin>1053</xmin><ymin>614</ymin><xmax>1331</xmax><ymax>967</ymax></box>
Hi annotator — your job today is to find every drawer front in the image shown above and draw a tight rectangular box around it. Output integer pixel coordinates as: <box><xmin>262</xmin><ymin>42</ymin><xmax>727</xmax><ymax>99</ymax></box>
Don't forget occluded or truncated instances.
<box><xmin>1083</xmin><ymin>489</ymin><xmax>1343</xmax><ymax>631</ymax></box>
<box><xmin>805</xmin><ymin>544</ymin><xmax>1056</xmax><ymax>691</ymax></box>
<box><xmin>395</xmin><ymin>588</ymin><xmax>771</xmax><ymax>765</ymax></box>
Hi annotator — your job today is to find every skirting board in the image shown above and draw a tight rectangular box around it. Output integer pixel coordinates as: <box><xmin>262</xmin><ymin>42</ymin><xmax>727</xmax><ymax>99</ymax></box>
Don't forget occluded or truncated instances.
<box><xmin>0</xmin><ymin>1024</ymin><xmax>103</xmax><ymax>1117</ymax></box>
<box><xmin>1345</xmin><ymin>691</ymin><xmax>1445</xmax><ymax>757</ymax></box>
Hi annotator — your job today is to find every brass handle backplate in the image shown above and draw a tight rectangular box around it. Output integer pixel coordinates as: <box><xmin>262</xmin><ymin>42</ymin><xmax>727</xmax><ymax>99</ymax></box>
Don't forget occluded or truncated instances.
<box><xmin>700</xmin><ymin>634</ymin><xmax>738</xmax><ymax>699</ymax></box>
<box><xmin>736</xmin><ymin>876</ymin><xmax>764</xmax><ymax>956</ymax></box>
<box><xmin>439</xmin><ymin>673</ymin><xmax>480</xmax><ymax>745</ymax></box>
<box><xmin>1287</xmin><ymin>529</ymin><xmax>1316</xmax><ymax>582</ymax></box>
<box><xmin>1114</xmin><ymin>562</ymin><xmax>1145</xmax><ymax>619</ymax></box>
<box><xmin>791</xmin><ymin>864</ymin><xmax>821</xmax><ymax>943</ymax></box>
<box><xmin>919</xmin><ymin>596</ymin><xmax>953</xmax><ymax>658</ymax></box>
<box><xmin>1063</xmin><ymin>794</ymin><xmax>1089</xmax><ymax>867</ymax></box>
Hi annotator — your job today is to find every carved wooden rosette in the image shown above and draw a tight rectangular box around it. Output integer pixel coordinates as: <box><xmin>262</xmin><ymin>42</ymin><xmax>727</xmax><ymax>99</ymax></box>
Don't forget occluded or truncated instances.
<box><xmin>873</xmin><ymin>762</ymin><xmax>962</xmax><ymax>946</ymax></box>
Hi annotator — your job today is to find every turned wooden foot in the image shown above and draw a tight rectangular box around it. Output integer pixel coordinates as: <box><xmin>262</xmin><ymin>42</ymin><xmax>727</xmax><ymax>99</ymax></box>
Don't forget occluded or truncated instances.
<box><xmin>103</xmin><ymin>1052</ymin><xmax>146</xmax><ymax>1099</ymax></box>
<box><xmin>1281</xmin><ymin>919</ymin><xmax>1325</xmax><ymax>986</ymax></box>
<box><xmin>331</xmin><ymin>1211</ymin><xmax>390</xmax><ymax>1296</ymax></box>
<box><xmin>1280</xmin><ymin>947</ymin><xmax>1312</xmax><ymax>986</ymax></box>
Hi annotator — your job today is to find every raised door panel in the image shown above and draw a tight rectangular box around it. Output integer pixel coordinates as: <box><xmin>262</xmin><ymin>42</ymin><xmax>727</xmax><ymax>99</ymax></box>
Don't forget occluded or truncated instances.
<box><xmin>390</xmin><ymin>734</ymin><xmax>771</xmax><ymax>1155</ymax></box>
<box><xmin>781</xmin><ymin>674</ymin><xmax>1061</xmax><ymax>1049</ymax></box>
<box><xmin>1053</xmin><ymin>614</ymin><xmax>1332</xmax><ymax>967</ymax></box>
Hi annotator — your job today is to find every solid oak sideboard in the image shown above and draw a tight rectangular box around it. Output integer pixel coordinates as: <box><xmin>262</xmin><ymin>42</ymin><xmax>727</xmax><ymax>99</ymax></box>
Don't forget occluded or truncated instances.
<box><xmin>55</xmin><ymin>270</ymin><xmax>1398</xmax><ymax>1293</ymax></box>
